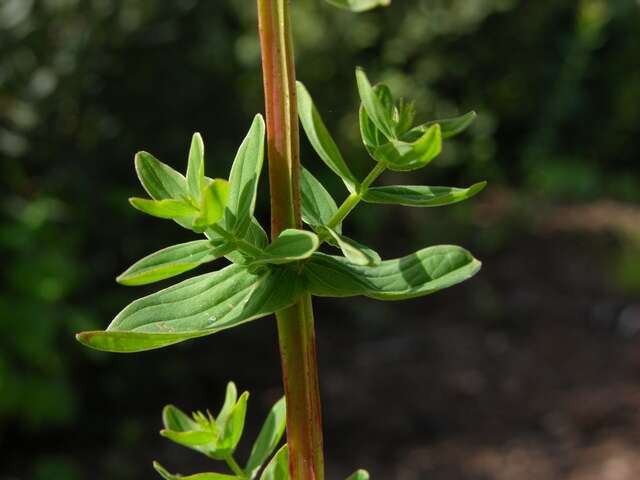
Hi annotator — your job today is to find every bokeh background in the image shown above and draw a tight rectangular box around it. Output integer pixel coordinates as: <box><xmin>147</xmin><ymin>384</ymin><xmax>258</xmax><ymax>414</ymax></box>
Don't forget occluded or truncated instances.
<box><xmin>2</xmin><ymin>0</ymin><xmax>640</xmax><ymax>478</ymax></box>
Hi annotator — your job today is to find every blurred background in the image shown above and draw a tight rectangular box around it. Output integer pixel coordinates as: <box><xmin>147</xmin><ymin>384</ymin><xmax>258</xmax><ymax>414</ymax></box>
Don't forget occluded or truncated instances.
<box><xmin>1</xmin><ymin>0</ymin><xmax>640</xmax><ymax>478</ymax></box>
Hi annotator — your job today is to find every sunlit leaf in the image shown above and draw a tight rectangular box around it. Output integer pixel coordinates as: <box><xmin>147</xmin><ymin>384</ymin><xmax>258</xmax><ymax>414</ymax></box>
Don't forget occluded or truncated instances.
<box><xmin>215</xmin><ymin>392</ymin><xmax>249</xmax><ymax>457</ymax></box>
<box><xmin>153</xmin><ymin>462</ymin><xmax>241</xmax><ymax>480</ymax></box>
<box><xmin>245</xmin><ymin>397</ymin><xmax>286</xmax><ymax>479</ymax></box>
<box><xmin>410</xmin><ymin>111</ymin><xmax>477</xmax><ymax>139</ymax></box>
<box><xmin>195</xmin><ymin>179</ymin><xmax>230</xmax><ymax>229</ymax></box>
<box><xmin>297</xmin><ymin>82</ymin><xmax>358</xmax><ymax>192</ymax></box>
<box><xmin>187</xmin><ymin>132</ymin><xmax>206</xmax><ymax>199</ymax></box>
<box><xmin>116</xmin><ymin>240</ymin><xmax>231</xmax><ymax>286</ymax></box>
<box><xmin>160</xmin><ymin>429</ymin><xmax>216</xmax><ymax>448</ymax></box>
<box><xmin>251</xmin><ymin>229</ymin><xmax>319</xmax><ymax>266</ymax></box>
<box><xmin>135</xmin><ymin>151</ymin><xmax>188</xmax><ymax>201</ymax></box>
<box><xmin>76</xmin><ymin>264</ymin><xmax>302</xmax><ymax>353</ymax></box>
<box><xmin>304</xmin><ymin>245</ymin><xmax>481</xmax><ymax>300</ymax></box>
<box><xmin>372</xmin><ymin>124</ymin><xmax>442</xmax><ymax>171</ymax></box>
<box><xmin>216</xmin><ymin>382</ymin><xmax>238</xmax><ymax>433</ymax></box>
<box><xmin>163</xmin><ymin>404</ymin><xmax>199</xmax><ymax>433</ymax></box>
<box><xmin>356</xmin><ymin>68</ymin><xmax>395</xmax><ymax>139</ymax></box>
<box><xmin>129</xmin><ymin>197</ymin><xmax>199</xmax><ymax>219</ymax></box>
<box><xmin>260</xmin><ymin>445</ymin><xmax>289</xmax><ymax>480</ymax></box>
<box><xmin>224</xmin><ymin>114</ymin><xmax>266</xmax><ymax>236</ymax></box>
<box><xmin>363</xmin><ymin>182</ymin><xmax>487</xmax><ymax>207</ymax></box>
<box><xmin>325</xmin><ymin>0</ymin><xmax>391</xmax><ymax>13</ymax></box>
<box><xmin>300</xmin><ymin>168</ymin><xmax>341</xmax><ymax>234</ymax></box>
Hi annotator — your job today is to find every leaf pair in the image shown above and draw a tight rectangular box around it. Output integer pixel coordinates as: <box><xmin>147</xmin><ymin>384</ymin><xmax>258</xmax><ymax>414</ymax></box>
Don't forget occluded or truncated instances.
<box><xmin>155</xmin><ymin>382</ymin><xmax>287</xmax><ymax>480</ymax></box>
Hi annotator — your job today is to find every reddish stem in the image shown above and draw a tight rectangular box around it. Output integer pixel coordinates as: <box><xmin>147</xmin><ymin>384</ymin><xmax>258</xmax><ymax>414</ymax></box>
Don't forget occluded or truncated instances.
<box><xmin>256</xmin><ymin>0</ymin><xmax>325</xmax><ymax>478</ymax></box>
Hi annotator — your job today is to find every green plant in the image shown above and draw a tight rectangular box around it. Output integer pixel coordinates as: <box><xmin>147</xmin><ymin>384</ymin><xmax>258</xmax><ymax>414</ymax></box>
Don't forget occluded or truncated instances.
<box><xmin>77</xmin><ymin>1</ymin><xmax>485</xmax><ymax>478</ymax></box>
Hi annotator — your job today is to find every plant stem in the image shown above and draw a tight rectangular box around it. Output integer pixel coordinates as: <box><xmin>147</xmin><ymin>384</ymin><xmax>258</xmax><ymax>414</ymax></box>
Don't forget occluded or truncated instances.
<box><xmin>323</xmin><ymin>161</ymin><xmax>387</xmax><ymax>236</ymax></box>
<box><xmin>257</xmin><ymin>1</ymin><xmax>325</xmax><ymax>479</ymax></box>
<box><xmin>225</xmin><ymin>455</ymin><xmax>246</xmax><ymax>478</ymax></box>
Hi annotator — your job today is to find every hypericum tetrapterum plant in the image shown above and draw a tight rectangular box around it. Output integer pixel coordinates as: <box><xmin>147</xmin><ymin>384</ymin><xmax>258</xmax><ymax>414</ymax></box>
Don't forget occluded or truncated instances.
<box><xmin>76</xmin><ymin>1</ymin><xmax>486</xmax><ymax>479</ymax></box>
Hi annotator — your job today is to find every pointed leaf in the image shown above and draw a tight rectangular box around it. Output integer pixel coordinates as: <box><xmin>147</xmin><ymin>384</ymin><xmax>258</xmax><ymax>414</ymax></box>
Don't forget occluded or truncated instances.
<box><xmin>360</xmin><ymin>101</ymin><xmax>387</xmax><ymax>157</ymax></box>
<box><xmin>187</xmin><ymin>132</ymin><xmax>206</xmax><ymax>199</ymax></box>
<box><xmin>216</xmin><ymin>392</ymin><xmax>249</xmax><ymax>457</ymax></box>
<box><xmin>325</xmin><ymin>228</ymin><xmax>379</xmax><ymax>266</ymax></box>
<box><xmin>153</xmin><ymin>462</ymin><xmax>241</xmax><ymax>480</ymax></box>
<box><xmin>260</xmin><ymin>445</ymin><xmax>289</xmax><ymax>480</ymax></box>
<box><xmin>195</xmin><ymin>179</ymin><xmax>230</xmax><ymax>229</ymax></box>
<box><xmin>117</xmin><ymin>240</ymin><xmax>231</xmax><ymax>286</ymax></box>
<box><xmin>251</xmin><ymin>229</ymin><xmax>319</xmax><ymax>266</ymax></box>
<box><xmin>160</xmin><ymin>429</ymin><xmax>217</xmax><ymax>448</ymax></box>
<box><xmin>300</xmin><ymin>168</ymin><xmax>341</xmax><ymax>234</ymax></box>
<box><xmin>224</xmin><ymin>115</ymin><xmax>266</xmax><ymax>236</ymax></box>
<box><xmin>216</xmin><ymin>382</ymin><xmax>238</xmax><ymax>433</ymax></box>
<box><xmin>245</xmin><ymin>397</ymin><xmax>286</xmax><ymax>479</ymax></box>
<box><xmin>129</xmin><ymin>197</ymin><xmax>199</xmax><ymax>219</ymax></box>
<box><xmin>76</xmin><ymin>264</ymin><xmax>302</xmax><ymax>353</ymax></box>
<box><xmin>297</xmin><ymin>82</ymin><xmax>358</xmax><ymax>192</ymax></box>
<box><xmin>363</xmin><ymin>182</ymin><xmax>487</xmax><ymax>207</ymax></box>
<box><xmin>411</xmin><ymin>111</ymin><xmax>477</xmax><ymax>139</ymax></box>
<box><xmin>373</xmin><ymin>124</ymin><xmax>442</xmax><ymax>171</ymax></box>
<box><xmin>304</xmin><ymin>245</ymin><xmax>481</xmax><ymax>300</ymax></box>
<box><xmin>346</xmin><ymin>470</ymin><xmax>370</xmax><ymax>480</ymax></box>
<box><xmin>135</xmin><ymin>151</ymin><xmax>189</xmax><ymax>201</ymax></box>
<box><xmin>326</xmin><ymin>0</ymin><xmax>390</xmax><ymax>13</ymax></box>
<box><xmin>163</xmin><ymin>405</ymin><xmax>199</xmax><ymax>432</ymax></box>
<box><xmin>356</xmin><ymin>68</ymin><xmax>395</xmax><ymax>139</ymax></box>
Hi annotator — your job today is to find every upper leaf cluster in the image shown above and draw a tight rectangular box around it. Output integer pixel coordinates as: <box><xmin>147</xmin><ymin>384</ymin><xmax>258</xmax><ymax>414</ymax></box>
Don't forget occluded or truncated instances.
<box><xmin>76</xmin><ymin>68</ymin><xmax>485</xmax><ymax>355</ymax></box>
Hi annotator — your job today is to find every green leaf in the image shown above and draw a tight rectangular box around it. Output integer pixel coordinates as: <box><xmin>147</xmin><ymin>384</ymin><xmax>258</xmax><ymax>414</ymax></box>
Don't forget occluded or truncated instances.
<box><xmin>195</xmin><ymin>179</ymin><xmax>230</xmax><ymax>229</ymax></box>
<box><xmin>224</xmin><ymin>114</ymin><xmax>266</xmax><ymax>236</ymax></box>
<box><xmin>161</xmin><ymin>405</ymin><xmax>218</xmax><ymax>458</ymax></box>
<box><xmin>303</xmin><ymin>245</ymin><xmax>481</xmax><ymax>300</ymax></box>
<box><xmin>346</xmin><ymin>470</ymin><xmax>370</xmax><ymax>480</ymax></box>
<box><xmin>129</xmin><ymin>197</ymin><xmax>199</xmax><ymax>219</ymax></box>
<box><xmin>325</xmin><ymin>0</ymin><xmax>390</xmax><ymax>13</ymax></box>
<box><xmin>260</xmin><ymin>445</ymin><xmax>289</xmax><ymax>480</ymax></box>
<box><xmin>153</xmin><ymin>462</ymin><xmax>241</xmax><ymax>480</ymax></box>
<box><xmin>372</xmin><ymin>124</ymin><xmax>442</xmax><ymax>171</ymax></box>
<box><xmin>216</xmin><ymin>392</ymin><xmax>249</xmax><ymax>456</ymax></box>
<box><xmin>411</xmin><ymin>111</ymin><xmax>477</xmax><ymax>139</ymax></box>
<box><xmin>356</xmin><ymin>68</ymin><xmax>395</xmax><ymax>139</ymax></box>
<box><xmin>163</xmin><ymin>404</ymin><xmax>199</xmax><ymax>432</ymax></box>
<box><xmin>116</xmin><ymin>240</ymin><xmax>231</xmax><ymax>286</ymax></box>
<box><xmin>135</xmin><ymin>151</ymin><xmax>189</xmax><ymax>201</ymax></box>
<box><xmin>296</xmin><ymin>82</ymin><xmax>358</xmax><ymax>192</ymax></box>
<box><xmin>251</xmin><ymin>229</ymin><xmax>319</xmax><ymax>266</ymax></box>
<box><xmin>325</xmin><ymin>228</ymin><xmax>379</xmax><ymax>266</ymax></box>
<box><xmin>216</xmin><ymin>382</ymin><xmax>238</xmax><ymax>433</ymax></box>
<box><xmin>76</xmin><ymin>263</ymin><xmax>302</xmax><ymax>353</ymax></box>
<box><xmin>363</xmin><ymin>182</ymin><xmax>487</xmax><ymax>207</ymax></box>
<box><xmin>245</xmin><ymin>397</ymin><xmax>286</xmax><ymax>479</ymax></box>
<box><xmin>160</xmin><ymin>429</ymin><xmax>217</xmax><ymax>448</ymax></box>
<box><xmin>187</xmin><ymin>132</ymin><xmax>206</xmax><ymax>199</ymax></box>
<box><xmin>300</xmin><ymin>168</ymin><xmax>341</xmax><ymax>234</ymax></box>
